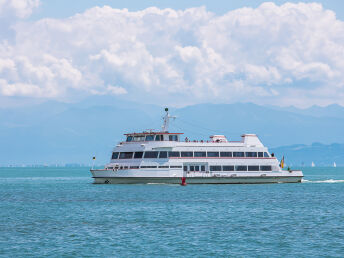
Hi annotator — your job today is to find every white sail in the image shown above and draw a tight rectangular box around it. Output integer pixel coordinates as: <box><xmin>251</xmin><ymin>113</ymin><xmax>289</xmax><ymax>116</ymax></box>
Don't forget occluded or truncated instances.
<box><xmin>311</xmin><ymin>161</ymin><xmax>315</xmax><ymax>167</ymax></box>
<box><xmin>333</xmin><ymin>162</ymin><xmax>337</xmax><ymax>167</ymax></box>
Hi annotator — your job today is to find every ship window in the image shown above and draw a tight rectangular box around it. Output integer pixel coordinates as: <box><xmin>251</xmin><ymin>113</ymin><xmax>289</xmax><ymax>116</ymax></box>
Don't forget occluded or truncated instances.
<box><xmin>258</xmin><ymin>152</ymin><xmax>263</xmax><ymax>157</ymax></box>
<box><xmin>233</xmin><ymin>152</ymin><xmax>245</xmax><ymax>157</ymax></box>
<box><xmin>183</xmin><ymin>166</ymin><xmax>187</xmax><ymax>171</ymax></box>
<box><xmin>190</xmin><ymin>166</ymin><xmax>195</xmax><ymax>171</ymax></box>
<box><xmin>201</xmin><ymin>165</ymin><xmax>205</xmax><ymax>171</ymax></box>
<box><xmin>144</xmin><ymin>151</ymin><xmax>159</xmax><ymax>158</ymax></box>
<box><xmin>264</xmin><ymin>152</ymin><xmax>270</xmax><ymax>157</ymax></box>
<box><xmin>235</xmin><ymin>165</ymin><xmax>247</xmax><ymax>171</ymax></box>
<box><xmin>181</xmin><ymin>151</ymin><xmax>193</xmax><ymax>157</ymax></box>
<box><xmin>246</xmin><ymin>152</ymin><xmax>257</xmax><ymax>157</ymax></box>
<box><xmin>210</xmin><ymin>165</ymin><xmax>222</xmax><ymax>171</ymax></box>
<box><xmin>111</xmin><ymin>152</ymin><xmax>119</xmax><ymax>159</ymax></box>
<box><xmin>169</xmin><ymin>135</ymin><xmax>178</xmax><ymax>141</ymax></box>
<box><xmin>126</xmin><ymin>136</ymin><xmax>133</xmax><ymax>142</ymax></box>
<box><xmin>159</xmin><ymin>151</ymin><xmax>168</xmax><ymax>158</ymax></box>
<box><xmin>130</xmin><ymin>166</ymin><xmax>139</xmax><ymax>169</ymax></box>
<box><xmin>223</xmin><ymin>165</ymin><xmax>234</xmax><ymax>171</ymax></box>
<box><xmin>168</xmin><ymin>151</ymin><xmax>180</xmax><ymax>157</ymax></box>
<box><xmin>134</xmin><ymin>136</ymin><xmax>145</xmax><ymax>141</ymax></box>
<box><xmin>195</xmin><ymin>166</ymin><xmax>200</xmax><ymax>171</ymax></box>
<box><xmin>159</xmin><ymin>166</ymin><xmax>169</xmax><ymax>168</ymax></box>
<box><xmin>170</xmin><ymin>166</ymin><xmax>182</xmax><ymax>168</ymax></box>
<box><xmin>145</xmin><ymin>135</ymin><xmax>155</xmax><ymax>141</ymax></box>
<box><xmin>207</xmin><ymin>152</ymin><xmax>220</xmax><ymax>157</ymax></box>
<box><xmin>220</xmin><ymin>152</ymin><xmax>232</xmax><ymax>157</ymax></box>
<box><xmin>260</xmin><ymin>165</ymin><xmax>272</xmax><ymax>171</ymax></box>
<box><xmin>248</xmin><ymin>165</ymin><xmax>259</xmax><ymax>171</ymax></box>
<box><xmin>119</xmin><ymin>152</ymin><xmax>133</xmax><ymax>159</ymax></box>
<box><xmin>194</xmin><ymin>152</ymin><xmax>206</xmax><ymax>157</ymax></box>
<box><xmin>155</xmin><ymin>135</ymin><xmax>163</xmax><ymax>141</ymax></box>
<box><xmin>134</xmin><ymin>152</ymin><xmax>143</xmax><ymax>159</ymax></box>
<box><xmin>141</xmin><ymin>166</ymin><xmax>157</xmax><ymax>168</ymax></box>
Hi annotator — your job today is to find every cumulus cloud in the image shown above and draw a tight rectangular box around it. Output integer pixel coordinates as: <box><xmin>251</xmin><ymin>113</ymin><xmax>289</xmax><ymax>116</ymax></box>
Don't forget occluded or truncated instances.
<box><xmin>0</xmin><ymin>2</ymin><xmax>344</xmax><ymax>107</ymax></box>
<box><xmin>90</xmin><ymin>85</ymin><xmax>127</xmax><ymax>96</ymax></box>
<box><xmin>0</xmin><ymin>0</ymin><xmax>40</xmax><ymax>18</ymax></box>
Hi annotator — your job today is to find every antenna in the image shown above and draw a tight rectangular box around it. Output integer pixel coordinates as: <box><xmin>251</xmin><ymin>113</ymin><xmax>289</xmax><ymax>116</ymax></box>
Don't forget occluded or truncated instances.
<box><xmin>162</xmin><ymin>108</ymin><xmax>176</xmax><ymax>132</ymax></box>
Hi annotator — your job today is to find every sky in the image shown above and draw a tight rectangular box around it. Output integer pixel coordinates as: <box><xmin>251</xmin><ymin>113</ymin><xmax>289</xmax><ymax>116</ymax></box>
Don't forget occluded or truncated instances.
<box><xmin>1</xmin><ymin>0</ymin><xmax>344</xmax><ymax>108</ymax></box>
<box><xmin>31</xmin><ymin>0</ymin><xmax>344</xmax><ymax>20</ymax></box>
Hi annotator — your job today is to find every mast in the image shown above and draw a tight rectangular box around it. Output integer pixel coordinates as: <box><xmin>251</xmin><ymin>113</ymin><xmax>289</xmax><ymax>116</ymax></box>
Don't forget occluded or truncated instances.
<box><xmin>161</xmin><ymin>108</ymin><xmax>176</xmax><ymax>132</ymax></box>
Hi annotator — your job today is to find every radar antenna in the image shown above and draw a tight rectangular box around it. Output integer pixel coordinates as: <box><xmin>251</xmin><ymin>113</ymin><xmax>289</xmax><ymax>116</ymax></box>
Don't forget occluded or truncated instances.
<box><xmin>162</xmin><ymin>108</ymin><xmax>176</xmax><ymax>132</ymax></box>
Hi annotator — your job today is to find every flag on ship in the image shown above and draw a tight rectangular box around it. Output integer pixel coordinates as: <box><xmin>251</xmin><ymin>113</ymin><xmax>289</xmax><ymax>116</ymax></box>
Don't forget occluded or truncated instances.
<box><xmin>280</xmin><ymin>156</ymin><xmax>285</xmax><ymax>168</ymax></box>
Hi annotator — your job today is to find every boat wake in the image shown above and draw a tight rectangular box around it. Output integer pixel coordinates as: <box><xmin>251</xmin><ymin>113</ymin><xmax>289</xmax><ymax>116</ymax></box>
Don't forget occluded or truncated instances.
<box><xmin>302</xmin><ymin>179</ymin><xmax>344</xmax><ymax>183</ymax></box>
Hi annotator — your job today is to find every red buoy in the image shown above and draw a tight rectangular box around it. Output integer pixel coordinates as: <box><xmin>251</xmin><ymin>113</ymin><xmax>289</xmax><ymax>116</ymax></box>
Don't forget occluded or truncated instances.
<box><xmin>181</xmin><ymin>177</ymin><xmax>187</xmax><ymax>186</ymax></box>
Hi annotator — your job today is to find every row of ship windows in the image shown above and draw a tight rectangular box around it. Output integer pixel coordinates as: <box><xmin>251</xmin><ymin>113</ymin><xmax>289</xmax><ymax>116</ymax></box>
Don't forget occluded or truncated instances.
<box><xmin>208</xmin><ymin>165</ymin><xmax>272</xmax><ymax>172</ymax></box>
<box><xmin>109</xmin><ymin>165</ymin><xmax>183</xmax><ymax>169</ymax></box>
<box><xmin>126</xmin><ymin>135</ymin><xmax>179</xmax><ymax>142</ymax></box>
<box><xmin>109</xmin><ymin>165</ymin><xmax>272</xmax><ymax>171</ymax></box>
<box><xmin>112</xmin><ymin>151</ymin><xmax>270</xmax><ymax>159</ymax></box>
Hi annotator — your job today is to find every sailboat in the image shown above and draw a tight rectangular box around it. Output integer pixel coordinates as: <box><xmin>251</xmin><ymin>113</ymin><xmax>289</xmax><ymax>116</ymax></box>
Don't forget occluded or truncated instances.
<box><xmin>311</xmin><ymin>161</ymin><xmax>315</xmax><ymax>167</ymax></box>
<box><xmin>333</xmin><ymin>162</ymin><xmax>337</xmax><ymax>168</ymax></box>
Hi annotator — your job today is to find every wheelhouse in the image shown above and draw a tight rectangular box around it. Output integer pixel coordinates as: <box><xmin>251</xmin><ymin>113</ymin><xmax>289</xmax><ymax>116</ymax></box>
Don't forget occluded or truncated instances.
<box><xmin>125</xmin><ymin>132</ymin><xmax>183</xmax><ymax>142</ymax></box>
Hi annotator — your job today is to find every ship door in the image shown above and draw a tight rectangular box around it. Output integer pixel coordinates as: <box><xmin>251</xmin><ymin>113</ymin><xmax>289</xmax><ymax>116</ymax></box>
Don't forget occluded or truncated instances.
<box><xmin>183</xmin><ymin>163</ymin><xmax>208</xmax><ymax>176</ymax></box>
<box><xmin>183</xmin><ymin>164</ymin><xmax>188</xmax><ymax>177</ymax></box>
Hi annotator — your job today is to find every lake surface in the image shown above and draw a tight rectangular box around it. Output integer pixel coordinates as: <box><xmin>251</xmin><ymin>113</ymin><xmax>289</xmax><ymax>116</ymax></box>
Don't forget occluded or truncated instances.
<box><xmin>0</xmin><ymin>167</ymin><xmax>344</xmax><ymax>257</ymax></box>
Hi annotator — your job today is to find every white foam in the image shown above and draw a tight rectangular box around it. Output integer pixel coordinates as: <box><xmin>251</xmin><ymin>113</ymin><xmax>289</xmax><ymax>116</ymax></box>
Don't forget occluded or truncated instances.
<box><xmin>302</xmin><ymin>179</ymin><xmax>344</xmax><ymax>183</ymax></box>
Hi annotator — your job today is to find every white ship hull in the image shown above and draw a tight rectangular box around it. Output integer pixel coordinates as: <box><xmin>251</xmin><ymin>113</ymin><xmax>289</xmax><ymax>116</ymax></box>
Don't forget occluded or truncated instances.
<box><xmin>91</xmin><ymin>169</ymin><xmax>303</xmax><ymax>184</ymax></box>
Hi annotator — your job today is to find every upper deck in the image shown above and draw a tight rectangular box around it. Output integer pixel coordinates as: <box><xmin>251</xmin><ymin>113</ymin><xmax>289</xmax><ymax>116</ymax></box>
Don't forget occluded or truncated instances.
<box><xmin>117</xmin><ymin>108</ymin><xmax>265</xmax><ymax>151</ymax></box>
<box><xmin>122</xmin><ymin>132</ymin><xmax>264</xmax><ymax>147</ymax></box>
<box><xmin>117</xmin><ymin>134</ymin><xmax>266</xmax><ymax>158</ymax></box>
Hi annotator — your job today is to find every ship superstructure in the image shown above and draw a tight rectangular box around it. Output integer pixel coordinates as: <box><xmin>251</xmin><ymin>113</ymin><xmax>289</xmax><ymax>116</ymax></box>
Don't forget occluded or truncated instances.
<box><xmin>91</xmin><ymin>109</ymin><xmax>303</xmax><ymax>184</ymax></box>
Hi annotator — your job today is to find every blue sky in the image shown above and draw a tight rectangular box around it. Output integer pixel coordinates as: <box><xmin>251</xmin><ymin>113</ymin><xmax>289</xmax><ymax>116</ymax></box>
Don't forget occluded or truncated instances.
<box><xmin>1</xmin><ymin>0</ymin><xmax>344</xmax><ymax>108</ymax></box>
<box><xmin>33</xmin><ymin>0</ymin><xmax>344</xmax><ymax>19</ymax></box>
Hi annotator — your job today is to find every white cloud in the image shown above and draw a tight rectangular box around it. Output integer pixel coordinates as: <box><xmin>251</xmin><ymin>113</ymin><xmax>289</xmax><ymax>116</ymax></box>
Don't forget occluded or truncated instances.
<box><xmin>106</xmin><ymin>85</ymin><xmax>127</xmax><ymax>95</ymax></box>
<box><xmin>0</xmin><ymin>80</ymin><xmax>42</xmax><ymax>97</ymax></box>
<box><xmin>0</xmin><ymin>2</ymin><xmax>344</xmax><ymax>107</ymax></box>
<box><xmin>0</xmin><ymin>0</ymin><xmax>40</xmax><ymax>18</ymax></box>
<box><xmin>90</xmin><ymin>85</ymin><xmax>127</xmax><ymax>96</ymax></box>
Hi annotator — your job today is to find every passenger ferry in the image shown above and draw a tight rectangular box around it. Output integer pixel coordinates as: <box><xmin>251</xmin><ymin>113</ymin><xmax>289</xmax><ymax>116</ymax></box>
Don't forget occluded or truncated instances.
<box><xmin>91</xmin><ymin>108</ymin><xmax>303</xmax><ymax>184</ymax></box>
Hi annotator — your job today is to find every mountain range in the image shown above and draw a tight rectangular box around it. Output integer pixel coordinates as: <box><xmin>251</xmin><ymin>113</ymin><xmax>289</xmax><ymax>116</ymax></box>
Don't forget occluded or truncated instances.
<box><xmin>1</xmin><ymin>97</ymin><xmax>343</xmax><ymax>166</ymax></box>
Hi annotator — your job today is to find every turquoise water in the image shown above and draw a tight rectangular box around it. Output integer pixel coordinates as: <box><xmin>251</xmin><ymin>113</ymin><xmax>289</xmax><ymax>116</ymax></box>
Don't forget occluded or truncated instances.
<box><xmin>1</xmin><ymin>167</ymin><xmax>344</xmax><ymax>257</ymax></box>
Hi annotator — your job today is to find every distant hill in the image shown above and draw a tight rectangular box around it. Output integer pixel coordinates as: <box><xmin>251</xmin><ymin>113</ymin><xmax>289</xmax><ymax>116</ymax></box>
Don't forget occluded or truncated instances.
<box><xmin>1</xmin><ymin>98</ymin><xmax>343</xmax><ymax>166</ymax></box>
<box><xmin>268</xmin><ymin>104</ymin><xmax>344</xmax><ymax>119</ymax></box>
<box><xmin>271</xmin><ymin>143</ymin><xmax>344</xmax><ymax>167</ymax></box>
<box><xmin>172</xmin><ymin>103</ymin><xmax>344</xmax><ymax>146</ymax></box>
